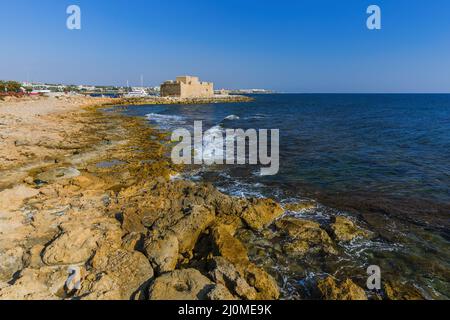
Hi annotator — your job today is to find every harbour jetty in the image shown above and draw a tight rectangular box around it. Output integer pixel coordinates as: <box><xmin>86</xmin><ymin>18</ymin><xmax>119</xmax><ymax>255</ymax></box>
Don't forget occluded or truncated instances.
<box><xmin>114</xmin><ymin>94</ymin><xmax>253</xmax><ymax>106</ymax></box>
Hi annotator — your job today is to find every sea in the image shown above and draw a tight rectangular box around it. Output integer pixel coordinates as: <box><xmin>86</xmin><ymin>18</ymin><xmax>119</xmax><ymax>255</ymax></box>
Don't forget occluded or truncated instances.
<box><xmin>120</xmin><ymin>94</ymin><xmax>450</xmax><ymax>299</ymax></box>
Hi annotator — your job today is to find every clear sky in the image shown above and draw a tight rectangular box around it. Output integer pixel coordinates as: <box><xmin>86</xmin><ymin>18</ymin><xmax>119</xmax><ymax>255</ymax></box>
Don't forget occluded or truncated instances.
<box><xmin>1</xmin><ymin>0</ymin><xmax>449</xmax><ymax>92</ymax></box>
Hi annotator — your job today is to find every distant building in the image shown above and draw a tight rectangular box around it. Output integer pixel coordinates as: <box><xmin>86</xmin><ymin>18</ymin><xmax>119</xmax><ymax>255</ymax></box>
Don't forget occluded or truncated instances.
<box><xmin>77</xmin><ymin>85</ymin><xmax>96</xmax><ymax>91</ymax></box>
<box><xmin>229</xmin><ymin>89</ymin><xmax>274</xmax><ymax>95</ymax></box>
<box><xmin>160</xmin><ymin>76</ymin><xmax>213</xmax><ymax>98</ymax></box>
<box><xmin>21</xmin><ymin>82</ymin><xmax>33</xmax><ymax>88</ymax></box>
<box><xmin>215</xmin><ymin>89</ymin><xmax>230</xmax><ymax>96</ymax></box>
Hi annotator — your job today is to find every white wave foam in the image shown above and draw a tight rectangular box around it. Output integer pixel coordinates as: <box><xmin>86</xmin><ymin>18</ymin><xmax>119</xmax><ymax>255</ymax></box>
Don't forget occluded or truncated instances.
<box><xmin>216</xmin><ymin>179</ymin><xmax>266</xmax><ymax>199</ymax></box>
<box><xmin>145</xmin><ymin>113</ymin><xmax>186</xmax><ymax>128</ymax></box>
<box><xmin>245</xmin><ymin>114</ymin><xmax>267</xmax><ymax>120</ymax></box>
<box><xmin>224</xmin><ymin>114</ymin><xmax>240</xmax><ymax>120</ymax></box>
<box><xmin>201</xmin><ymin>125</ymin><xmax>237</xmax><ymax>164</ymax></box>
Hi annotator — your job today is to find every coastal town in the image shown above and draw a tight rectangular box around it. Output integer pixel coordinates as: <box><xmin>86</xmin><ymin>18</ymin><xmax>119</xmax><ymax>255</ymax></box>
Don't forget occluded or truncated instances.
<box><xmin>0</xmin><ymin>76</ymin><xmax>274</xmax><ymax>100</ymax></box>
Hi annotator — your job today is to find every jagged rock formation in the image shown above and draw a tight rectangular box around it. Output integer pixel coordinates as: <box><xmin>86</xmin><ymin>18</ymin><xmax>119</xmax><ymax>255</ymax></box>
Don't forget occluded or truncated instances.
<box><xmin>317</xmin><ymin>276</ymin><xmax>367</xmax><ymax>300</ymax></box>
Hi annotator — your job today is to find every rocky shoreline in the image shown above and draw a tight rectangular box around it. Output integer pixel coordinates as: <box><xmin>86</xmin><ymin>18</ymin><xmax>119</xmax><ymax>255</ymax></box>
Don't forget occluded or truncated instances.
<box><xmin>0</xmin><ymin>96</ymin><xmax>420</xmax><ymax>300</ymax></box>
<box><xmin>101</xmin><ymin>94</ymin><xmax>254</xmax><ymax>106</ymax></box>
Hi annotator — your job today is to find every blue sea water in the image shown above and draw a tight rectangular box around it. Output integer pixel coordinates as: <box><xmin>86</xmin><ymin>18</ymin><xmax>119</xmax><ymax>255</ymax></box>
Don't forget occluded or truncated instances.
<box><xmin>121</xmin><ymin>94</ymin><xmax>450</xmax><ymax>299</ymax></box>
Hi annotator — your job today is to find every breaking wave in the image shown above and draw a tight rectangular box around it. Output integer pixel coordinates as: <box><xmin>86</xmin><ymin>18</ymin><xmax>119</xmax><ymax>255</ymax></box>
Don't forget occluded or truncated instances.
<box><xmin>145</xmin><ymin>113</ymin><xmax>186</xmax><ymax>129</ymax></box>
<box><xmin>224</xmin><ymin>114</ymin><xmax>240</xmax><ymax>121</ymax></box>
<box><xmin>201</xmin><ymin>125</ymin><xmax>237</xmax><ymax>163</ymax></box>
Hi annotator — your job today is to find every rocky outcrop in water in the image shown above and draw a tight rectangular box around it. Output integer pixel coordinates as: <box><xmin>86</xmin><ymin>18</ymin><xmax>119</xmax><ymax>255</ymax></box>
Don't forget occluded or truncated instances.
<box><xmin>383</xmin><ymin>281</ymin><xmax>424</xmax><ymax>300</ymax></box>
<box><xmin>317</xmin><ymin>276</ymin><xmax>367</xmax><ymax>300</ymax></box>
<box><xmin>283</xmin><ymin>201</ymin><xmax>317</xmax><ymax>212</ymax></box>
<box><xmin>330</xmin><ymin>216</ymin><xmax>371</xmax><ymax>242</ymax></box>
<box><xmin>123</xmin><ymin>179</ymin><xmax>282</xmax><ymax>300</ymax></box>
<box><xmin>275</xmin><ymin>217</ymin><xmax>337</xmax><ymax>256</ymax></box>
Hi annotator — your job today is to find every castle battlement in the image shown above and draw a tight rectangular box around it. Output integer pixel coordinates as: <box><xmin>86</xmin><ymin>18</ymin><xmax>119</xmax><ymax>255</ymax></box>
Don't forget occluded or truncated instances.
<box><xmin>161</xmin><ymin>76</ymin><xmax>214</xmax><ymax>98</ymax></box>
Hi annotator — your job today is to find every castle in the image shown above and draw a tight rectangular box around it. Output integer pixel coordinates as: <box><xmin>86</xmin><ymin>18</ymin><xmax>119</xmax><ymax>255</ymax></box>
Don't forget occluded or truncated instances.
<box><xmin>160</xmin><ymin>76</ymin><xmax>214</xmax><ymax>98</ymax></box>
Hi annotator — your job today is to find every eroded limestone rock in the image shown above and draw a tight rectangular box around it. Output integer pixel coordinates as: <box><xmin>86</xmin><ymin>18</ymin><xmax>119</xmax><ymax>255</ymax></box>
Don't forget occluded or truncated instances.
<box><xmin>206</xmin><ymin>284</ymin><xmax>237</xmax><ymax>300</ymax></box>
<box><xmin>209</xmin><ymin>226</ymin><xmax>280</xmax><ymax>300</ymax></box>
<box><xmin>383</xmin><ymin>281</ymin><xmax>424</xmax><ymax>300</ymax></box>
<box><xmin>0</xmin><ymin>247</ymin><xmax>24</xmax><ymax>282</ymax></box>
<box><xmin>79</xmin><ymin>248</ymin><xmax>154</xmax><ymax>300</ymax></box>
<box><xmin>208</xmin><ymin>257</ymin><xmax>256</xmax><ymax>300</ymax></box>
<box><xmin>244</xmin><ymin>263</ymin><xmax>280</xmax><ymax>300</ymax></box>
<box><xmin>0</xmin><ymin>185</ymin><xmax>39</xmax><ymax>212</ymax></box>
<box><xmin>36</xmin><ymin>167</ymin><xmax>81</xmax><ymax>183</ymax></box>
<box><xmin>284</xmin><ymin>201</ymin><xmax>316</xmax><ymax>212</ymax></box>
<box><xmin>240</xmin><ymin>198</ymin><xmax>284</xmax><ymax>231</ymax></box>
<box><xmin>144</xmin><ymin>234</ymin><xmax>179</xmax><ymax>274</ymax></box>
<box><xmin>0</xmin><ymin>266</ymin><xmax>69</xmax><ymax>300</ymax></box>
<box><xmin>276</xmin><ymin>217</ymin><xmax>337</xmax><ymax>256</ymax></box>
<box><xmin>317</xmin><ymin>276</ymin><xmax>367</xmax><ymax>300</ymax></box>
<box><xmin>42</xmin><ymin>220</ymin><xmax>122</xmax><ymax>266</ymax></box>
<box><xmin>168</xmin><ymin>205</ymin><xmax>215</xmax><ymax>254</ymax></box>
<box><xmin>331</xmin><ymin>216</ymin><xmax>371</xmax><ymax>242</ymax></box>
<box><xmin>211</xmin><ymin>224</ymin><xmax>249</xmax><ymax>265</ymax></box>
<box><xmin>122</xmin><ymin>232</ymin><xmax>144</xmax><ymax>252</ymax></box>
<box><xmin>78</xmin><ymin>274</ymin><xmax>122</xmax><ymax>300</ymax></box>
<box><xmin>148</xmin><ymin>269</ymin><xmax>213</xmax><ymax>300</ymax></box>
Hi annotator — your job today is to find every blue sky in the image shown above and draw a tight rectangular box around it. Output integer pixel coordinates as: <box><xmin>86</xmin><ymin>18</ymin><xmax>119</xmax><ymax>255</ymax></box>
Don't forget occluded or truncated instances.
<box><xmin>1</xmin><ymin>0</ymin><xmax>449</xmax><ymax>92</ymax></box>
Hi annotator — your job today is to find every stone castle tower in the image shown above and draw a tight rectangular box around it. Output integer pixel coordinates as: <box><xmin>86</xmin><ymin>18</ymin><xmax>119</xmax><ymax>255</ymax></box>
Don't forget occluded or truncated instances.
<box><xmin>160</xmin><ymin>76</ymin><xmax>214</xmax><ymax>98</ymax></box>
